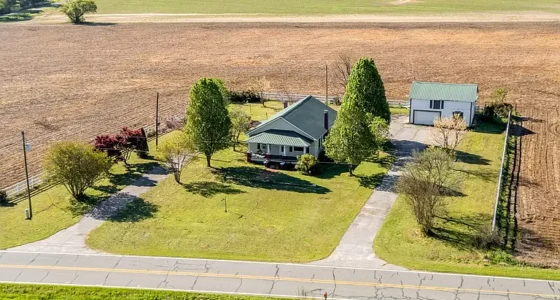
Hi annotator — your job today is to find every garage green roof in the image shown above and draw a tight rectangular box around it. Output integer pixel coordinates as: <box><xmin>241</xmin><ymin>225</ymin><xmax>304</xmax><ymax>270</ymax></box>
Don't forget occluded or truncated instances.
<box><xmin>246</xmin><ymin>130</ymin><xmax>312</xmax><ymax>147</ymax></box>
<box><xmin>410</xmin><ymin>82</ymin><xmax>478</xmax><ymax>103</ymax></box>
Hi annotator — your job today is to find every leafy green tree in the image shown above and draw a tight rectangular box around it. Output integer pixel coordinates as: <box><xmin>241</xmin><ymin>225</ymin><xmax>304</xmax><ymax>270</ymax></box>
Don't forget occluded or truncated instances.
<box><xmin>369</xmin><ymin>116</ymin><xmax>390</xmax><ymax>154</ymax></box>
<box><xmin>229</xmin><ymin>107</ymin><xmax>251</xmax><ymax>151</ymax></box>
<box><xmin>185</xmin><ymin>78</ymin><xmax>232</xmax><ymax>167</ymax></box>
<box><xmin>324</xmin><ymin>103</ymin><xmax>377</xmax><ymax>175</ymax></box>
<box><xmin>44</xmin><ymin>142</ymin><xmax>113</xmax><ymax>201</ymax></box>
<box><xmin>344</xmin><ymin>58</ymin><xmax>390</xmax><ymax>123</ymax></box>
<box><xmin>158</xmin><ymin>132</ymin><xmax>195</xmax><ymax>184</ymax></box>
<box><xmin>296</xmin><ymin>154</ymin><xmax>318</xmax><ymax>175</ymax></box>
<box><xmin>60</xmin><ymin>0</ymin><xmax>97</xmax><ymax>24</ymax></box>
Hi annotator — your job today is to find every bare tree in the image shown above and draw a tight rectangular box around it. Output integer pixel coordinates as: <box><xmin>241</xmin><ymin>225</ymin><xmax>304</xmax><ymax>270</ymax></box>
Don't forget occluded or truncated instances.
<box><xmin>432</xmin><ymin>114</ymin><xmax>468</xmax><ymax>152</ymax></box>
<box><xmin>249</xmin><ymin>76</ymin><xmax>271</xmax><ymax>107</ymax></box>
<box><xmin>397</xmin><ymin>148</ymin><xmax>462</xmax><ymax>234</ymax></box>
<box><xmin>333</xmin><ymin>53</ymin><xmax>354</xmax><ymax>91</ymax></box>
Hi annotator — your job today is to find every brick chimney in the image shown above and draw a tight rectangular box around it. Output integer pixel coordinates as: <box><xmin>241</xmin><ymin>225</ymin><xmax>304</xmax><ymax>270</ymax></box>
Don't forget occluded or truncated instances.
<box><xmin>324</xmin><ymin>110</ymin><xmax>329</xmax><ymax>131</ymax></box>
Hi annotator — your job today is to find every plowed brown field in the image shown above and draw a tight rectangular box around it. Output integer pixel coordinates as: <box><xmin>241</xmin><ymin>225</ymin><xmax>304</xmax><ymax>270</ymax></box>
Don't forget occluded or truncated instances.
<box><xmin>0</xmin><ymin>22</ymin><xmax>559</xmax><ymax>248</ymax></box>
<box><xmin>516</xmin><ymin>105</ymin><xmax>560</xmax><ymax>267</ymax></box>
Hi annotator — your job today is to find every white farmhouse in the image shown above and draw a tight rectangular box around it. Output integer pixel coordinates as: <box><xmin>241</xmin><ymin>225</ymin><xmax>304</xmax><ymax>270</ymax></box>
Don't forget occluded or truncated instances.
<box><xmin>408</xmin><ymin>81</ymin><xmax>478</xmax><ymax>126</ymax></box>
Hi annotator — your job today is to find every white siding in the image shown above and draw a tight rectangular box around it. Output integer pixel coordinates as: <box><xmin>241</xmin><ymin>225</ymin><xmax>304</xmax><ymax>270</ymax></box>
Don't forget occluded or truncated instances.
<box><xmin>410</xmin><ymin>98</ymin><xmax>474</xmax><ymax>126</ymax></box>
<box><xmin>247</xmin><ymin>142</ymin><xmax>318</xmax><ymax>157</ymax></box>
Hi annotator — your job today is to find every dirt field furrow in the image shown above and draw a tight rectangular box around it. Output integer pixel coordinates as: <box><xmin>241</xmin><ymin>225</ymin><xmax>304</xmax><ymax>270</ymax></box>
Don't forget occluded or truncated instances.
<box><xmin>516</xmin><ymin>105</ymin><xmax>560</xmax><ymax>267</ymax></box>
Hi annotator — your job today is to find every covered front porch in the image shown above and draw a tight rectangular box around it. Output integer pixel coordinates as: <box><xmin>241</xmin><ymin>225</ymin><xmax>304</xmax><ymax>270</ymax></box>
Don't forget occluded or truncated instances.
<box><xmin>246</xmin><ymin>130</ymin><xmax>313</xmax><ymax>164</ymax></box>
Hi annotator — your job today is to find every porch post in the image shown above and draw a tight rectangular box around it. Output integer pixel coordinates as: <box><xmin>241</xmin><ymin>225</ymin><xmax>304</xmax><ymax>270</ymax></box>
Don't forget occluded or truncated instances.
<box><xmin>267</xmin><ymin>144</ymin><xmax>270</xmax><ymax>154</ymax></box>
<box><xmin>304</xmin><ymin>147</ymin><xmax>307</xmax><ymax>154</ymax></box>
<box><xmin>283</xmin><ymin>145</ymin><xmax>287</xmax><ymax>156</ymax></box>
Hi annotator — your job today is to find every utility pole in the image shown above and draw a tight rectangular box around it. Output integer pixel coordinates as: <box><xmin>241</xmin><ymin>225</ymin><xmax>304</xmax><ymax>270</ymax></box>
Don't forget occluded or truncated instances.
<box><xmin>22</xmin><ymin>131</ymin><xmax>32</xmax><ymax>220</ymax></box>
<box><xmin>155</xmin><ymin>92</ymin><xmax>160</xmax><ymax>148</ymax></box>
<box><xmin>325</xmin><ymin>64</ymin><xmax>329</xmax><ymax>106</ymax></box>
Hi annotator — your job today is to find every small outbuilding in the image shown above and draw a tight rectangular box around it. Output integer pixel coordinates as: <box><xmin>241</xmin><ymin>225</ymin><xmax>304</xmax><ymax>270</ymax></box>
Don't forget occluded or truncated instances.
<box><xmin>408</xmin><ymin>81</ymin><xmax>478</xmax><ymax>126</ymax></box>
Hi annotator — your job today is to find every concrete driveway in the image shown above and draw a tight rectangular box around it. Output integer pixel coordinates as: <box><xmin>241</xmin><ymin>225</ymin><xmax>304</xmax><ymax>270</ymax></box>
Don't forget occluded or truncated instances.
<box><xmin>312</xmin><ymin>116</ymin><xmax>432</xmax><ymax>269</ymax></box>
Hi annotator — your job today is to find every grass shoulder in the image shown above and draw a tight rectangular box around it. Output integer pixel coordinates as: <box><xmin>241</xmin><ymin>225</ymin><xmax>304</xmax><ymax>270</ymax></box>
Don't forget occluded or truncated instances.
<box><xmin>373</xmin><ymin>122</ymin><xmax>560</xmax><ymax>280</ymax></box>
<box><xmin>0</xmin><ymin>283</ymin><xmax>280</xmax><ymax>299</ymax></box>
<box><xmin>91</xmin><ymin>0</ymin><xmax>559</xmax><ymax>15</ymax></box>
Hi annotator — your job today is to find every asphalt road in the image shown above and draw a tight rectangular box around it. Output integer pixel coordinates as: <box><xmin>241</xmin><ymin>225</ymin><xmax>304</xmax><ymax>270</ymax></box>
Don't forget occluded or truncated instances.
<box><xmin>1</xmin><ymin>251</ymin><xmax>559</xmax><ymax>299</ymax></box>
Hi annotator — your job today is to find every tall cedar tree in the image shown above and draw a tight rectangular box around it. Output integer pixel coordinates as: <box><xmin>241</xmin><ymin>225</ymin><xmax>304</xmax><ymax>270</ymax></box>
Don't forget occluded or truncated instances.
<box><xmin>186</xmin><ymin>78</ymin><xmax>232</xmax><ymax>167</ymax></box>
<box><xmin>344</xmin><ymin>58</ymin><xmax>391</xmax><ymax>124</ymax></box>
<box><xmin>324</xmin><ymin>99</ymin><xmax>377</xmax><ymax>175</ymax></box>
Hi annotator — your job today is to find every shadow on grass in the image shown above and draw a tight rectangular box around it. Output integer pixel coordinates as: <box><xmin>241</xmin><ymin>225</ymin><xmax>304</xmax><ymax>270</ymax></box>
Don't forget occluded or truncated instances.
<box><xmin>455</xmin><ymin>167</ymin><xmax>497</xmax><ymax>182</ymax></box>
<box><xmin>474</xmin><ymin>121</ymin><xmax>506</xmax><ymax>134</ymax></box>
<box><xmin>215</xmin><ymin>166</ymin><xmax>330</xmax><ymax>194</ymax></box>
<box><xmin>315</xmin><ymin>164</ymin><xmax>347</xmax><ymax>179</ymax></box>
<box><xmin>455</xmin><ymin>149</ymin><xmax>491</xmax><ymax>165</ymax></box>
<box><xmin>108</xmin><ymin>197</ymin><xmax>158</xmax><ymax>222</ymax></box>
<box><xmin>428</xmin><ymin>213</ymin><xmax>494</xmax><ymax>251</ymax></box>
<box><xmin>183</xmin><ymin>181</ymin><xmax>245</xmax><ymax>198</ymax></box>
<box><xmin>356</xmin><ymin>173</ymin><xmax>386</xmax><ymax>189</ymax></box>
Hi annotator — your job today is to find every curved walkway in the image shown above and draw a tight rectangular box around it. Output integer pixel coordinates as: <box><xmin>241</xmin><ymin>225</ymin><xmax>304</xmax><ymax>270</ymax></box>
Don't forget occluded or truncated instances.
<box><xmin>311</xmin><ymin>117</ymin><xmax>431</xmax><ymax>270</ymax></box>
<box><xmin>8</xmin><ymin>167</ymin><xmax>168</xmax><ymax>254</ymax></box>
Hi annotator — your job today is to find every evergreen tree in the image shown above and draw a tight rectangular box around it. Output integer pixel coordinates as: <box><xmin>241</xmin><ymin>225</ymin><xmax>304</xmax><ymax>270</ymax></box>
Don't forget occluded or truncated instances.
<box><xmin>344</xmin><ymin>58</ymin><xmax>390</xmax><ymax>123</ymax></box>
<box><xmin>185</xmin><ymin>78</ymin><xmax>232</xmax><ymax>167</ymax></box>
<box><xmin>324</xmin><ymin>96</ymin><xmax>377</xmax><ymax>175</ymax></box>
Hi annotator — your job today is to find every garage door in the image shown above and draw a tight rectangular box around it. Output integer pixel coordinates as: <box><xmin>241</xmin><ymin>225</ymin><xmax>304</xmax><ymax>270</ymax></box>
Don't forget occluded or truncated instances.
<box><xmin>413</xmin><ymin>110</ymin><xmax>440</xmax><ymax>126</ymax></box>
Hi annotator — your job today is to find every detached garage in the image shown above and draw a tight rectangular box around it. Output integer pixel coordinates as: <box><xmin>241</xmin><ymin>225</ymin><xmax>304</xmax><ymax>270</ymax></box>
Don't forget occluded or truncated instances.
<box><xmin>409</xmin><ymin>81</ymin><xmax>478</xmax><ymax>127</ymax></box>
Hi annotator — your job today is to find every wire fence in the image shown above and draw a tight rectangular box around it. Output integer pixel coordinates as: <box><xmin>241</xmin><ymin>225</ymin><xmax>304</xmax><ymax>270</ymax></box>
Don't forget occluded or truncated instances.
<box><xmin>262</xmin><ymin>92</ymin><xmax>409</xmax><ymax>107</ymax></box>
<box><xmin>491</xmin><ymin>111</ymin><xmax>513</xmax><ymax>231</ymax></box>
<box><xmin>1</xmin><ymin>91</ymin><xmax>407</xmax><ymax>199</ymax></box>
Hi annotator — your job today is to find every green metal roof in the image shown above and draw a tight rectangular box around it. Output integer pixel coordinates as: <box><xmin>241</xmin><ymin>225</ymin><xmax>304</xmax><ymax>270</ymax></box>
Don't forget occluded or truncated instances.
<box><xmin>410</xmin><ymin>82</ymin><xmax>478</xmax><ymax>103</ymax></box>
<box><xmin>248</xmin><ymin>96</ymin><xmax>337</xmax><ymax>140</ymax></box>
<box><xmin>246</xmin><ymin>130</ymin><xmax>312</xmax><ymax>147</ymax></box>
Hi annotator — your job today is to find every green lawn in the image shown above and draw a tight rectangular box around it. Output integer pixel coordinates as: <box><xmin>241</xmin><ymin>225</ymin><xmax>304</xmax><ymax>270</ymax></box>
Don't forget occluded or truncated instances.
<box><xmin>0</xmin><ymin>283</ymin><xmax>278</xmax><ymax>300</ymax></box>
<box><xmin>87</xmin><ymin>137</ymin><xmax>390</xmax><ymax>262</ymax></box>
<box><xmin>374</xmin><ymin>123</ymin><xmax>560</xmax><ymax>280</ymax></box>
<box><xmin>93</xmin><ymin>0</ymin><xmax>559</xmax><ymax>14</ymax></box>
<box><xmin>0</xmin><ymin>149</ymin><xmax>159</xmax><ymax>250</ymax></box>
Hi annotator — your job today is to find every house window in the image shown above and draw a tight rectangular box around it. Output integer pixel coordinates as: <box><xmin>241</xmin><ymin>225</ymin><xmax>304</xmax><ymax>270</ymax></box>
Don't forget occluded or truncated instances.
<box><xmin>453</xmin><ymin>111</ymin><xmax>464</xmax><ymax>119</ymax></box>
<box><xmin>294</xmin><ymin>146</ymin><xmax>304</xmax><ymax>152</ymax></box>
<box><xmin>257</xmin><ymin>143</ymin><xmax>261</xmax><ymax>150</ymax></box>
<box><xmin>281</xmin><ymin>146</ymin><xmax>284</xmax><ymax>152</ymax></box>
<box><xmin>430</xmin><ymin>100</ymin><xmax>444</xmax><ymax>110</ymax></box>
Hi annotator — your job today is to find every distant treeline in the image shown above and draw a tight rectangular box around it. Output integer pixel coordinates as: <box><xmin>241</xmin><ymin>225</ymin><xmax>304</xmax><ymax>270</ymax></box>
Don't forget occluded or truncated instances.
<box><xmin>1</xmin><ymin>0</ymin><xmax>43</xmax><ymax>14</ymax></box>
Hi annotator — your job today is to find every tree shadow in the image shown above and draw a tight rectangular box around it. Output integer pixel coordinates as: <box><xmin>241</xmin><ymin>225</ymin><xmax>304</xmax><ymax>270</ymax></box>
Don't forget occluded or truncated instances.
<box><xmin>93</xmin><ymin>162</ymin><xmax>159</xmax><ymax>194</ymax></box>
<box><xmin>214</xmin><ymin>166</ymin><xmax>330</xmax><ymax>194</ymax></box>
<box><xmin>474</xmin><ymin>121</ymin><xmax>506</xmax><ymax>134</ymax></box>
<box><xmin>428</xmin><ymin>213</ymin><xmax>494</xmax><ymax>251</ymax></box>
<box><xmin>455</xmin><ymin>150</ymin><xmax>491</xmax><ymax>165</ymax></box>
<box><xmin>391</xmin><ymin>140</ymin><xmax>427</xmax><ymax>157</ymax></box>
<box><xmin>356</xmin><ymin>173</ymin><xmax>386</xmax><ymax>189</ymax></box>
<box><xmin>315</xmin><ymin>164</ymin><xmax>347</xmax><ymax>179</ymax></box>
<box><xmin>77</xmin><ymin>22</ymin><xmax>117</xmax><ymax>26</ymax></box>
<box><xmin>107</xmin><ymin>197</ymin><xmax>158</xmax><ymax>222</ymax></box>
<box><xmin>510</xmin><ymin>124</ymin><xmax>535</xmax><ymax>137</ymax></box>
<box><xmin>455</xmin><ymin>167</ymin><xmax>497</xmax><ymax>182</ymax></box>
<box><xmin>183</xmin><ymin>181</ymin><xmax>245</xmax><ymax>198</ymax></box>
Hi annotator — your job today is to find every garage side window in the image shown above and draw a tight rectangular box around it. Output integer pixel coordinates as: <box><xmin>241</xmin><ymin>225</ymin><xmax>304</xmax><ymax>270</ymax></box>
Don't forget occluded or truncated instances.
<box><xmin>430</xmin><ymin>100</ymin><xmax>444</xmax><ymax>110</ymax></box>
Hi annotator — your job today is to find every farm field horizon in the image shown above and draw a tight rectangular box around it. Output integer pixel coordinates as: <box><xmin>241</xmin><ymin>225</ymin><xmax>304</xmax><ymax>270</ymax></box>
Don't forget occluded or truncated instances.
<box><xmin>89</xmin><ymin>0</ymin><xmax>560</xmax><ymax>15</ymax></box>
<box><xmin>1</xmin><ymin>22</ymin><xmax>558</xmax><ymax>190</ymax></box>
